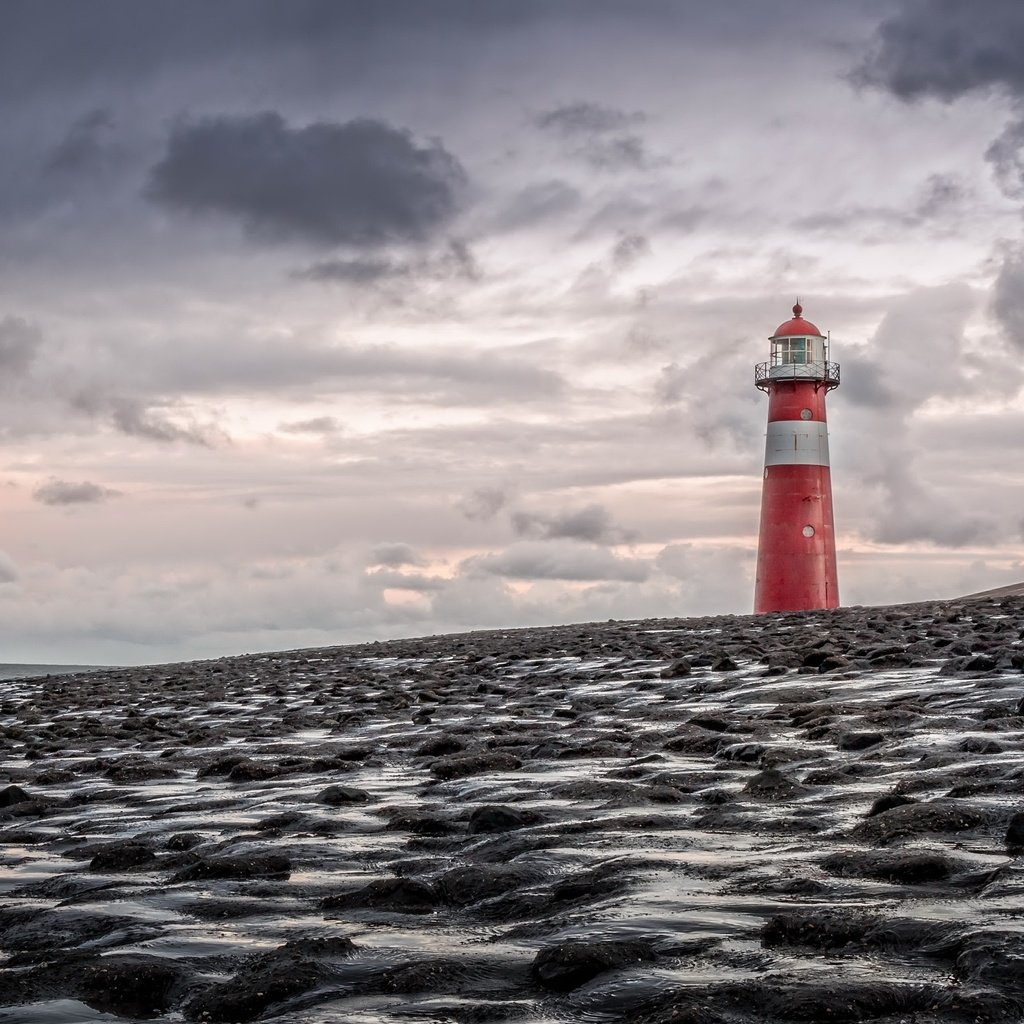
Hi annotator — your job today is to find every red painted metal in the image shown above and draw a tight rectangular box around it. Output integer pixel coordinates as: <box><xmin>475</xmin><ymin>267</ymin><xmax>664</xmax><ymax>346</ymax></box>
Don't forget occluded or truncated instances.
<box><xmin>753</xmin><ymin>305</ymin><xmax>840</xmax><ymax>614</ymax></box>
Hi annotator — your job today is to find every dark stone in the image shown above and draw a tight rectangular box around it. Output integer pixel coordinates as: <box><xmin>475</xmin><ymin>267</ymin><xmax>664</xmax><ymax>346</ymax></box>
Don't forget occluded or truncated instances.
<box><xmin>467</xmin><ymin>804</ymin><xmax>539</xmax><ymax>834</ymax></box>
<box><xmin>661</xmin><ymin>658</ymin><xmax>692</xmax><ymax>678</ymax></box>
<box><xmin>185</xmin><ymin>950</ymin><xmax>327</xmax><ymax>1022</ymax></box>
<box><xmin>226</xmin><ymin>758</ymin><xmax>280</xmax><ymax>782</ymax></box>
<box><xmin>853</xmin><ymin>799</ymin><xmax>988</xmax><ymax>844</ymax></box>
<box><xmin>322</xmin><ymin>876</ymin><xmax>441</xmax><ymax>914</ymax></box>
<box><xmin>430</xmin><ymin>752</ymin><xmax>522</xmax><ymax>780</ymax></box>
<box><xmin>0</xmin><ymin>784</ymin><xmax>30</xmax><ymax>807</ymax></box>
<box><xmin>166</xmin><ymin>833</ymin><xmax>203</xmax><ymax>851</ymax></box>
<box><xmin>838</xmin><ymin>731</ymin><xmax>884</xmax><ymax>751</ymax></box>
<box><xmin>531</xmin><ymin>939</ymin><xmax>659</xmax><ymax>992</ymax></box>
<box><xmin>742</xmin><ymin>768</ymin><xmax>810</xmax><ymax>800</ymax></box>
<box><xmin>1006</xmin><ymin>811</ymin><xmax>1024</xmax><ymax>850</ymax></box>
<box><xmin>821</xmin><ymin>850</ymin><xmax>955</xmax><ymax>884</ymax></box>
<box><xmin>76</xmin><ymin>954</ymin><xmax>189</xmax><ymax>1019</ymax></box>
<box><xmin>317</xmin><ymin>784</ymin><xmax>370</xmax><ymax>805</ymax></box>
<box><xmin>436</xmin><ymin>864</ymin><xmax>538</xmax><ymax>907</ymax></box>
<box><xmin>172</xmin><ymin>853</ymin><xmax>291</xmax><ymax>883</ymax></box>
<box><xmin>89</xmin><ymin>841</ymin><xmax>157</xmax><ymax>872</ymax></box>
<box><xmin>865</xmin><ymin>794</ymin><xmax>917</xmax><ymax>817</ymax></box>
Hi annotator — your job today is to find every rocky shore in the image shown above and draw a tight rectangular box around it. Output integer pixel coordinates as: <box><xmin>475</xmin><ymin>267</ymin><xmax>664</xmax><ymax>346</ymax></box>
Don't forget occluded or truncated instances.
<box><xmin>2</xmin><ymin>596</ymin><xmax>1024</xmax><ymax>1023</ymax></box>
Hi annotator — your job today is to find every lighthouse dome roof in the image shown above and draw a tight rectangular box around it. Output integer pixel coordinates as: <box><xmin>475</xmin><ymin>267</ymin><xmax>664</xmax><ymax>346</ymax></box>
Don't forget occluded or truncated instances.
<box><xmin>772</xmin><ymin>302</ymin><xmax>823</xmax><ymax>338</ymax></box>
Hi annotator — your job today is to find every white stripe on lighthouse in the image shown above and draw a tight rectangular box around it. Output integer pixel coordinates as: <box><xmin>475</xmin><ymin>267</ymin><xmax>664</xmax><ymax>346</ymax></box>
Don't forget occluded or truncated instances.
<box><xmin>764</xmin><ymin>419</ymin><xmax>830</xmax><ymax>467</ymax></box>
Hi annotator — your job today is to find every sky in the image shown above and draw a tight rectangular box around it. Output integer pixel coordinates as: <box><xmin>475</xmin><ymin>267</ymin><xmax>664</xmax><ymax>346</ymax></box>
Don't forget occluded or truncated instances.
<box><xmin>4</xmin><ymin>0</ymin><xmax>1024</xmax><ymax>664</ymax></box>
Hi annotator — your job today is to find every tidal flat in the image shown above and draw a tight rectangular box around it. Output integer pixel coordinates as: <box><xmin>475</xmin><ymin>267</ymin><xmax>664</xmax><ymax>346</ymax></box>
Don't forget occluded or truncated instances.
<box><xmin>1</xmin><ymin>597</ymin><xmax>1023</xmax><ymax>1023</ymax></box>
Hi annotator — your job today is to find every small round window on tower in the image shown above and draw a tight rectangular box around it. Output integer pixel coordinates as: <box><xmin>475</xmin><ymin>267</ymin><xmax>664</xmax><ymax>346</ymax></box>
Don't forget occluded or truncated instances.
<box><xmin>802</xmin><ymin>525</ymin><xmax>815</xmax><ymax>538</ymax></box>
<box><xmin>800</xmin><ymin>409</ymin><xmax>812</xmax><ymax>420</ymax></box>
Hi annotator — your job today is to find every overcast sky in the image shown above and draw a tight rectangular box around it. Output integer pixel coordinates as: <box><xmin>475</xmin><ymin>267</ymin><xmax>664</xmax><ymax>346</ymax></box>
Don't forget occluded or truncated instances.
<box><xmin>3</xmin><ymin>0</ymin><xmax>1024</xmax><ymax>664</ymax></box>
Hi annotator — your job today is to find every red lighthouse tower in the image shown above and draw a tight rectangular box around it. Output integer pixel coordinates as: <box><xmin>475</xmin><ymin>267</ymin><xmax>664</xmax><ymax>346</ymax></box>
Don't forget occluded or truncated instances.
<box><xmin>753</xmin><ymin>303</ymin><xmax>840</xmax><ymax>613</ymax></box>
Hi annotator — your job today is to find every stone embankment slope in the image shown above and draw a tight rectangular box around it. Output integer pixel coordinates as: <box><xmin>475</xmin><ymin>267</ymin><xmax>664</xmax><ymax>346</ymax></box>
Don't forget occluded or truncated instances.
<box><xmin>1</xmin><ymin>596</ymin><xmax>1024</xmax><ymax>1023</ymax></box>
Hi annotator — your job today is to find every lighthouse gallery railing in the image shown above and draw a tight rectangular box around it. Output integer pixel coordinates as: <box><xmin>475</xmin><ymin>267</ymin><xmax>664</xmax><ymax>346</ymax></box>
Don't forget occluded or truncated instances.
<box><xmin>755</xmin><ymin>360</ymin><xmax>840</xmax><ymax>391</ymax></box>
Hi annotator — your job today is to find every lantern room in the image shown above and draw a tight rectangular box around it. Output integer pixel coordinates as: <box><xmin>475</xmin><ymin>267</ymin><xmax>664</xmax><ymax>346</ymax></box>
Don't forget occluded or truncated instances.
<box><xmin>755</xmin><ymin>301</ymin><xmax>840</xmax><ymax>391</ymax></box>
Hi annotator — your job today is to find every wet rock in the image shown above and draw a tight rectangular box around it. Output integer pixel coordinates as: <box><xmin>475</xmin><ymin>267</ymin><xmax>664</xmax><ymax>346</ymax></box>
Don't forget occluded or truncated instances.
<box><xmin>531</xmin><ymin>938</ymin><xmax>659</xmax><ymax>992</ymax></box>
<box><xmin>865</xmin><ymin>793</ymin><xmax>917</xmax><ymax>817</ymax></box>
<box><xmin>821</xmin><ymin>850</ymin><xmax>957</xmax><ymax>884</ymax></box>
<box><xmin>185</xmin><ymin>949</ymin><xmax>328</xmax><ymax>1022</ymax></box>
<box><xmin>837</xmin><ymin>730</ymin><xmax>884</xmax><ymax>751</ymax></box>
<box><xmin>741</xmin><ymin>768</ymin><xmax>810</xmax><ymax>800</ymax></box>
<box><xmin>0</xmin><ymin>907</ymin><xmax>155</xmax><ymax>953</ymax></box>
<box><xmin>467</xmin><ymin>804</ymin><xmax>540</xmax><ymax>834</ymax></box>
<box><xmin>89</xmin><ymin>840</ymin><xmax>157</xmax><ymax>872</ymax></box>
<box><xmin>1006</xmin><ymin>812</ymin><xmax>1024</xmax><ymax>851</ymax></box>
<box><xmin>172</xmin><ymin>852</ymin><xmax>291</xmax><ymax>883</ymax></box>
<box><xmin>75</xmin><ymin>954</ymin><xmax>189</xmax><ymax>1018</ymax></box>
<box><xmin>853</xmin><ymin>799</ymin><xmax>989</xmax><ymax>844</ymax></box>
<box><xmin>322</xmin><ymin>876</ymin><xmax>442</xmax><ymax>914</ymax></box>
<box><xmin>0</xmin><ymin>784</ymin><xmax>31</xmax><ymax>806</ymax></box>
<box><xmin>226</xmin><ymin>758</ymin><xmax>280</xmax><ymax>782</ymax></box>
<box><xmin>430</xmin><ymin>751</ymin><xmax>523</xmax><ymax>780</ymax></box>
<box><xmin>317</xmin><ymin>784</ymin><xmax>370</xmax><ymax>805</ymax></box>
<box><xmin>661</xmin><ymin>658</ymin><xmax>692</xmax><ymax>678</ymax></box>
<box><xmin>436</xmin><ymin>864</ymin><xmax>539</xmax><ymax>907</ymax></box>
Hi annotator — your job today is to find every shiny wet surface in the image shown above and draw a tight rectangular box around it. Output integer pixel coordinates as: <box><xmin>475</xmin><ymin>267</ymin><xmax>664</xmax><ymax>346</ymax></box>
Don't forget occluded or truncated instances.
<box><xmin>1</xmin><ymin>598</ymin><xmax>1024</xmax><ymax>1022</ymax></box>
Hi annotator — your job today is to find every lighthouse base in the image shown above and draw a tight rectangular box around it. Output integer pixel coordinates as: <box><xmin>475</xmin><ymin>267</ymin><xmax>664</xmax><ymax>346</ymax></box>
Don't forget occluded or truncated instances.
<box><xmin>754</xmin><ymin>463</ymin><xmax>838</xmax><ymax>614</ymax></box>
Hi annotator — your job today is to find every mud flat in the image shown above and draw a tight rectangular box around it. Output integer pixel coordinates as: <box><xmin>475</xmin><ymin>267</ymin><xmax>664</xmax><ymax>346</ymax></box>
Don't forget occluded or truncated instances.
<box><xmin>2</xmin><ymin>596</ymin><xmax>1024</xmax><ymax>1023</ymax></box>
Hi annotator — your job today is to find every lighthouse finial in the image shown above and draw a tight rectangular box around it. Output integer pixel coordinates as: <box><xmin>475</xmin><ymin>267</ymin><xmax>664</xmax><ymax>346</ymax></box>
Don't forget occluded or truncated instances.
<box><xmin>793</xmin><ymin>298</ymin><xmax>802</xmax><ymax>317</ymax></box>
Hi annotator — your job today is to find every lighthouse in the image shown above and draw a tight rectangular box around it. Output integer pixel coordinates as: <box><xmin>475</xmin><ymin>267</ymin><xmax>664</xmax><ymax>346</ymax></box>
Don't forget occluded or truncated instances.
<box><xmin>753</xmin><ymin>303</ymin><xmax>840</xmax><ymax>613</ymax></box>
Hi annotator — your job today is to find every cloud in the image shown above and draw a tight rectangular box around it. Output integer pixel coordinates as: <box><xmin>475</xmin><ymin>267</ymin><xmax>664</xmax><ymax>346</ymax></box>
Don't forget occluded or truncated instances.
<box><xmin>278</xmin><ymin>416</ymin><xmax>343</xmax><ymax>435</ymax></box>
<box><xmin>147</xmin><ymin>112</ymin><xmax>467</xmax><ymax>247</ymax></box>
<box><xmin>794</xmin><ymin>173</ymin><xmax>969</xmax><ymax>231</ymax></box>
<box><xmin>366</xmin><ymin>542</ymin><xmax>426</xmax><ymax>568</ymax></box>
<box><xmin>855</xmin><ymin>0</ymin><xmax>1024</xmax><ymax>102</ymax></box>
<box><xmin>44</xmin><ymin>109</ymin><xmax>117</xmax><ymax>176</ymax></box>
<box><xmin>0</xmin><ymin>316</ymin><xmax>41</xmax><ymax>376</ymax></box>
<box><xmin>364</xmin><ymin>568</ymin><xmax>446</xmax><ymax>592</ymax></box>
<box><xmin>537</xmin><ymin>100</ymin><xmax>644</xmax><ymax>136</ymax></box>
<box><xmin>991</xmin><ymin>247</ymin><xmax>1024</xmax><ymax>351</ymax></box>
<box><xmin>295</xmin><ymin>240</ymin><xmax>478</xmax><ymax>284</ymax></box>
<box><xmin>610</xmin><ymin>232</ymin><xmax>649</xmax><ymax>270</ymax></box>
<box><xmin>457</xmin><ymin>486</ymin><xmax>513</xmax><ymax>522</ymax></box>
<box><xmin>0</xmin><ymin>552</ymin><xmax>17</xmax><ymax>583</ymax></box>
<box><xmin>466</xmin><ymin>540</ymin><xmax>651</xmax><ymax>582</ymax></box>
<box><xmin>107</xmin><ymin>397</ymin><xmax>217</xmax><ymax>445</ymax></box>
<box><xmin>33</xmin><ymin>478</ymin><xmax>123</xmax><ymax>506</ymax></box>
<box><xmin>985</xmin><ymin>118</ymin><xmax>1024</xmax><ymax>199</ymax></box>
<box><xmin>535</xmin><ymin>100</ymin><xmax>652</xmax><ymax>171</ymax></box>
<box><xmin>510</xmin><ymin>503</ymin><xmax>637</xmax><ymax>544</ymax></box>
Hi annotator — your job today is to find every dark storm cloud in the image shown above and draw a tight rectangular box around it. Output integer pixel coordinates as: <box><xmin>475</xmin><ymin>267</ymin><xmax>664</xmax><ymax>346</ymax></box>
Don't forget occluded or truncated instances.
<box><xmin>856</xmin><ymin>0</ymin><xmax>1024</xmax><ymax>101</ymax></box>
<box><xmin>0</xmin><ymin>1</ymin><xmax>554</xmax><ymax>100</ymax></box>
<box><xmin>33</xmin><ymin>478</ymin><xmax>122</xmax><ymax>506</ymax></box>
<box><xmin>148</xmin><ymin>113</ymin><xmax>467</xmax><ymax>248</ymax></box>
<box><xmin>510</xmin><ymin>503</ymin><xmax>637</xmax><ymax>544</ymax></box>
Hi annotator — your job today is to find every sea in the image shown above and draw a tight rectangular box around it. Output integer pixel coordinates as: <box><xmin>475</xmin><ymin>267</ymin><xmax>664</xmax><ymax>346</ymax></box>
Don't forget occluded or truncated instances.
<box><xmin>0</xmin><ymin>663</ymin><xmax>101</xmax><ymax>680</ymax></box>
